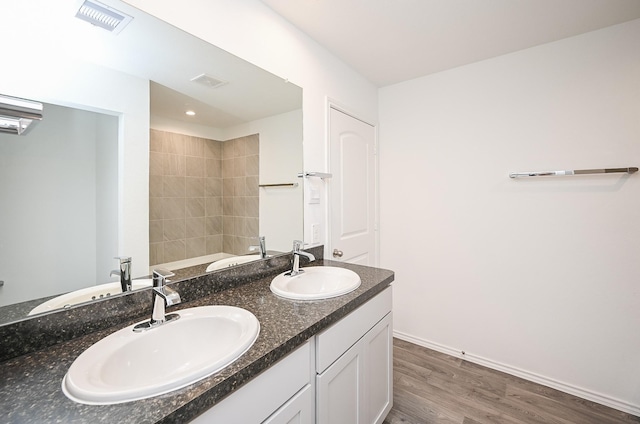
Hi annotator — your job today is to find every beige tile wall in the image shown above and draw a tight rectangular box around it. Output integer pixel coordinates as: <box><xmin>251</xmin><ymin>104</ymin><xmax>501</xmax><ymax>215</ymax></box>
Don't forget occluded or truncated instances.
<box><xmin>222</xmin><ymin>134</ymin><xmax>260</xmax><ymax>256</ymax></box>
<box><xmin>149</xmin><ymin>130</ymin><xmax>259</xmax><ymax>265</ymax></box>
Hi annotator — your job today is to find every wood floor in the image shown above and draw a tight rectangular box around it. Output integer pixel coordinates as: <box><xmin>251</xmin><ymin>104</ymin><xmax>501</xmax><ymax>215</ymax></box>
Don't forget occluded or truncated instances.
<box><xmin>383</xmin><ymin>338</ymin><xmax>640</xmax><ymax>424</ymax></box>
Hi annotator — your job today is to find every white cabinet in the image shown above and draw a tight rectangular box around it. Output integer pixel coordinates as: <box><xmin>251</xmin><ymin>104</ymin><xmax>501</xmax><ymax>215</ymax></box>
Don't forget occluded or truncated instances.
<box><xmin>190</xmin><ymin>341</ymin><xmax>314</xmax><ymax>424</ymax></box>
<box><xmin>263</xmin><ymin>384</ymin><xmax>313</xmax><ymax>424</ymax></box>
<box><xmin>366</xmin><ymin>315</ymin><xmax>394</xmax><ymax>424</ymax></box>
<box><xmin>317</xmin><ymin>340</ymin><xmax>362</xmax><ymax>423</ymax></box>
<box><xmin>316</xmin><ymin>287</ymin><xmax>393</xmax><ymax>424</ymax></box>
<box><xmin>190</xmin><ymin>286</ymin><xmax>393</xmax><ymax>424</ymax></box>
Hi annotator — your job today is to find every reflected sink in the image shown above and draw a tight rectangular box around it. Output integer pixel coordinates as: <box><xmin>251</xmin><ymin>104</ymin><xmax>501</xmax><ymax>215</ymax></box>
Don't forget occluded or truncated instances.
<box><xmin>206</xmin><ymin>255</ymin><xmax>261</xmax><ymax>272</ymax></box>
<box><xmin>62</xmin><ymin>305</ymin><xmax>260</xmax><ymax>405</ymax></box>
<box><xmin>270</xmin><ymin>266</ymin><xmax>361</xmax><ymax>300</ymax></box>
<box><xmin>28</xmin><ymin>279</ymin><xmax>153</xmax><ymax>315</ymax></box>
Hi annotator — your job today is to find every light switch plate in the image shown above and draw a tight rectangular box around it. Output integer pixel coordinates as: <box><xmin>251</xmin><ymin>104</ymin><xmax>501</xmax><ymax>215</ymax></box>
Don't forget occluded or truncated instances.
<box><xmin>311</xmin><ymin>223</ymin><xmax>320</xmax><ymax>243</ymax></box>
<box><xmin>309</xmin><ymin>187</ymin><xmax>320</xmax><ymax>204</ymax></box>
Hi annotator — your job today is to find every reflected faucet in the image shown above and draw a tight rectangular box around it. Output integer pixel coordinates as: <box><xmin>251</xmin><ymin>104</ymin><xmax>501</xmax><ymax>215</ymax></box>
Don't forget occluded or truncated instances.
<box><xmin>249</xmin><ymin>236</ymin><xmax>267</xmax><ymax>259</ymax></box>
<box><xmin>285</xmin><ymin>240</ymin><xmax>316</xmax><ymax>277</ymax></box>
<box><xmin>110</xmin><ymin>256</ymin><xmax>132</xmax><ymax>292</ymax></box>
<box><xmin>133</xmin><ymin>268</ymin><xmax>181</xmax><ymax>332</ymax></box>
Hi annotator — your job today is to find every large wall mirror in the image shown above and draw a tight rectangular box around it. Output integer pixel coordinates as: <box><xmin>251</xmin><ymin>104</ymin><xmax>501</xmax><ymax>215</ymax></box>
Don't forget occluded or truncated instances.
<box><xmin>0</xmin><ymin>0</ymin><xmax>303</xmax><ymax>323</ymax></box>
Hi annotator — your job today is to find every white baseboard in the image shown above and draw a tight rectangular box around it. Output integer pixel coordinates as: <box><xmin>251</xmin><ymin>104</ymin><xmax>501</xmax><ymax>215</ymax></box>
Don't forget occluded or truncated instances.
<box><xmin>393</xmin><ymin>330</ymin><xmax>640</xmax><ymax>417</ymax></box>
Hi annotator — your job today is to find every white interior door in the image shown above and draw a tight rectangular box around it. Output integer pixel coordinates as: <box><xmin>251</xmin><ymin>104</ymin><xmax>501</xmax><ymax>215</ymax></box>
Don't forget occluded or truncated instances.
<box><xmin>329</xmin><ymin>107</ymin><xmax>377</xmax><ymax>265</ymax></box>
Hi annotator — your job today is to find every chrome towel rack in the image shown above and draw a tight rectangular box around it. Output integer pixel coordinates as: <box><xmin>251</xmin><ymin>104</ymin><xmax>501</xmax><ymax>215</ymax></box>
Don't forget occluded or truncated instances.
<box><xmin>509</xmin><ymin>167</ymin><xmax>638</xmax><ymax>179</ymax></box>
<box><xmin>258</xmin><ymin>183</ymin><xmax>299</xmax><ymax>188</ymax></box>
<box><xmin>297</xmin><ymin>171</ymin><xmax>333</xmax><ymax>179</ymax></box>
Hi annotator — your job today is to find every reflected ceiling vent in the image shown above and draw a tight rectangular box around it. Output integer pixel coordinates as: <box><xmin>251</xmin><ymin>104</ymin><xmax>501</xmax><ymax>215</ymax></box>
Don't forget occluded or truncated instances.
<box><xmin>0</xmin><ymin>94</ymin><xmax>43</xmax><ymax>136</ymax></box>
<box><xmin>191</xmin><ymin>74</ymin><xmax>228</xmax><ymax>89</ymax></box>
<box><xmin>75</xmin><ymin>0</ymin><xmax>133</xmax><ymax>34</ymax></box>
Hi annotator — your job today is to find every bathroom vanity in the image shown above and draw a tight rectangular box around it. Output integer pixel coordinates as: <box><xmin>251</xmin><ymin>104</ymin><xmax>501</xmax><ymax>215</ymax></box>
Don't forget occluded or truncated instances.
<box><xmin>195</xmin><ymin>286</ymin><xmax>392</xmax><ymax>424</ymax></box>
<box><xmin>0</xmin><ymin>253</ymin><xmax>393</xmax><ymax>423</ymax></box>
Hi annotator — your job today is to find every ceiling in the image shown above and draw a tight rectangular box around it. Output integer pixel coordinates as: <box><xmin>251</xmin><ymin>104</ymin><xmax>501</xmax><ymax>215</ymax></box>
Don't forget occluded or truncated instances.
<box><xmin>98</xmin><ymin>0</ymin><xmax>301</xmax><ymax>127</ymax></box>
<box><xmin>261</xmin><ymin>0</ymin><xmax>640</xmax><ymax>87</ymax></box>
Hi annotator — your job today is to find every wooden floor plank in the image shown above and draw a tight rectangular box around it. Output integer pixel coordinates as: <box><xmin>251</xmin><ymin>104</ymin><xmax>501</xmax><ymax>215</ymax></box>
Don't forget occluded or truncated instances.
<box><xmin>384</xmin><ymin>407</ymin><xmax>427</xmax><ymax>424</ymax></box>
<box><xmin>390</xmin><ymin>384</ymin><xmax>465</xmax><ymax>424</ymax></box>
<box><xmin>395</xmin><ymin>338</ymin><xmax>464</xmax><ymax>365</ymax></box>
<box><xmin>386</xmin><ymin>338</ymin><xmax>640</xmax><ymax>424</ymax></box>
<box><xmin>394</xmin><ymin>366</ymin><xmax>521</xmax><ymax>424</ymax></box>
<box><xmin>394</xmin><ymin>352</ymin><xmax>434</xmax><ymax>382</ymax></box>
<box><xmin>395</xmin><ymin>350</ymin><xmax>508</xmax><ymax>400</ymax></box>
<box><xmin>504</xmin><ymin>385</ymin><xmax>637</xmax><ymax>424</ymax></box>
<box><xmin>460</xmin><ymin>359</ymin><xmax>638</xmax><ymax>423</ymax></box>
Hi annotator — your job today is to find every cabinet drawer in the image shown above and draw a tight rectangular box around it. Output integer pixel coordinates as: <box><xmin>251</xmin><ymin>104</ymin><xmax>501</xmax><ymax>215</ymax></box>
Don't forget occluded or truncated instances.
<box><xmin>191</xmin><ymin>341</ymin><xmax>312</xmax><ymax>423</ymax></box>
<box><xmin>316</xmin><ymin>286</ymin><xmax>392</xmax><ymax>373</ymax></box>
<box><xmin>262</xmin><ymin>384</ymin><xmax>313</xmax><ymax>424</ymax></box>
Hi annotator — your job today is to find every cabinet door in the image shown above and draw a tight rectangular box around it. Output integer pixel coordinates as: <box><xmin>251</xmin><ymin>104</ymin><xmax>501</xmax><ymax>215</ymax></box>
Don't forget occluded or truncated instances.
<box><xmin>262</xmin><ymin>385</ymin><xmax>313</xmax><ymax>424</ymax></box>
<box><xmin>317</xmin><ymin>342</ymin><xmax>365</xmax><ymax>424</ymax></box>
<box><xmin>365</xmin><ymin>313</ymin><xmax>393</xmax><ymax>424</ymax></box>
<box><xmin>316</xmin><ymin>312</ymin><xmax>392</xmax><ymax>424</ymax></box>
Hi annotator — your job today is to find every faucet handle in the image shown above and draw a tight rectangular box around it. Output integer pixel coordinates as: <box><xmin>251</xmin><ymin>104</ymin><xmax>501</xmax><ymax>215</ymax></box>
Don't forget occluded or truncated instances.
<box><xmin>112</xmin><ymin>257</ymin><xmax>133</xmax><ymax>292</ymax></box>
<box><xmin>293</xmin><ymin>240</ymin><xmax>303</xmax><ymax>252</ymax></box>
<box><xmin>152</xmin><ymin>268</ymin><xmax>175</xmax><ymax>287</ymax></box>
<box><xmin>249</xmin><ymin>236</ymin><xmax>267</xmax><ymax>258</ymax></box>
<box><xmin>293</xmin><ymin>240</ymin><xmax>314</xmax><ymax>253</ymax></box>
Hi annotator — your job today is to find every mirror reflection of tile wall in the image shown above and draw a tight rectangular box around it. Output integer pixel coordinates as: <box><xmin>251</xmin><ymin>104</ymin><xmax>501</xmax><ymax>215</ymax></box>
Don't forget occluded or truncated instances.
<box><xmin>222</xmin><ymin>134</ymin><xmax>259</xmax><ymax>256</ymax></box>
<box><xmin>149</xmin><ymin>130</ymin><xmax>259</xmax><ymax>265</ymax></box>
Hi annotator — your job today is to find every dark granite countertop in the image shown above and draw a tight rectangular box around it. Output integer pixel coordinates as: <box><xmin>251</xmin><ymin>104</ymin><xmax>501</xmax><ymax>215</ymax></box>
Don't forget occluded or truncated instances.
<box><xmin>0</xmin><ymin>259</ymin><xmax>393</xmax><ymax>423</ymax></box>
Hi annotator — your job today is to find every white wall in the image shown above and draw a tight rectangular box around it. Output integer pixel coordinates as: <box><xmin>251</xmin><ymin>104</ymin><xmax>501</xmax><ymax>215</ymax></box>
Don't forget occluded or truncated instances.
<box><xmin>224</xmin><ymin>109</ymin><xmax>304</xmax><ymax>252</ymax></box>
<box><xmin>123</xmin><ymin>0</ymin><xmax>378</xmax><ymax>248</ymax></box>
<box><xmin>94</xmin><ymin>113</ymin><xmax>120</xmax><ymax>288</ymax></box>
<box><xmin>0</xmin><ymin>105</ymin><xmax>117</xmax><ymax>306</ymax></box>
<box><xmin>380</xmin><ymin>19</ymin><xmax>640</xmax><ymax>414</ymax></box>
<box><xmin>0</xmin><ymin>57</ymin><xmax>150</xmax><ymax>283</ymax></box>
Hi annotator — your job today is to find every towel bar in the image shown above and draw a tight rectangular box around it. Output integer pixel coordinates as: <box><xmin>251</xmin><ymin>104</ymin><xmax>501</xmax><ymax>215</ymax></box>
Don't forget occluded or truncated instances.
<box><xmin>509</xmin><ymin>167</ymin><xmax>638</xmax><ymax>178</ymax></box>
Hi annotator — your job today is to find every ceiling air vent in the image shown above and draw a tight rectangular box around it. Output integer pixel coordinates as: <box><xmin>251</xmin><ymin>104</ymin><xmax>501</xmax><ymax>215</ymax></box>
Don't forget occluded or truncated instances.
<box><xmin>191</xmin><ymin>74</ymin><xmax>228</xmax><ymax>89</ymax></box>
<box><xmin>75</xmin><ymin>0</ymin><xmax>133</xmax><ymax>34</ymax></box>
<box><xmin>0</xmin><ymin>95</ymin><xmax>43</xmax><ymax>136</ymax></box>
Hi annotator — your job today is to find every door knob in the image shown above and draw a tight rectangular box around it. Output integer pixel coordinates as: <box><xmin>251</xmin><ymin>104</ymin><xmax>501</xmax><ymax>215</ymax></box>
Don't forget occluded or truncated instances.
<box><xmin>332</xmin><ymin>249</ymin><xmax>343</xmax><ymax>258</ymax></box>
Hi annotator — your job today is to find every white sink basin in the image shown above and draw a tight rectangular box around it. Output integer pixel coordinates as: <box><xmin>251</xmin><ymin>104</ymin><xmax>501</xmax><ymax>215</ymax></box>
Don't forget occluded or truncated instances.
<box><xmin>29</xmin><ymin>279</ymin><xmax>153</xmax><ymax>315</ymax></box>
<box><xmin>62</xmin><ymin>305</ymin><xmax>260</xmax><ymax>405</ymax></box>
<box><xmin>206</xmin><ymin>255</ymin><xmax>261</xmax><ymax>272</ymax></box>
<box><xmin>270</xmin><ymin>266</ymin><xmax>361</xmax><ymax>300</ymax></box>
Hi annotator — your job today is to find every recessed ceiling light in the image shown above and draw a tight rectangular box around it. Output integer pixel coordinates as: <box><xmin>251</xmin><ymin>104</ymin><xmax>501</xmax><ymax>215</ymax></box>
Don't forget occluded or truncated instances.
<box><xmin>75</xmin><ymin>0</ymin><xmax>133</xmax><ymax>34</ymax></box>
<box><xmin>185</xmin><ymin>110</ymin><xmax>196</xmax><ymax>116</ymax></box>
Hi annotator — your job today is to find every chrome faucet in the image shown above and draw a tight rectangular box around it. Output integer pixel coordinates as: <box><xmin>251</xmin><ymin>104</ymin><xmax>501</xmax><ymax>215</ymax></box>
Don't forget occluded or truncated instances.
<box><xmin>285</xmin><ymin>240</ymin><xmax>316</xmax><ymax>277</ymax></box>
<box><xmin>110</xmin><ymin>256</ymin><xmax>132</xmax><ymax>292</ymax></box>
<box><xmin>133</xmin><ymin>268</ymin><xmax>181</xmax><ymax>332</ymax></box>
<box><xmin>249</xmin><ymin>235</ymin><xmax>267</xmax><ymax>258</ymax></box>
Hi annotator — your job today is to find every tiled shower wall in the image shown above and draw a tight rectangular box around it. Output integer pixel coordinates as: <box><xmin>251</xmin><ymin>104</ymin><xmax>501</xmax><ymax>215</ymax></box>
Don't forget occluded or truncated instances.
<box><xmin>221</xmin><ymin>134</ymin><xmax>260</xmax><ymax>256</ymax></box>
<box><xmin>149</xmin><ymin>130</ymin><xmax>259</xmax><ymax>265</ymax></box>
